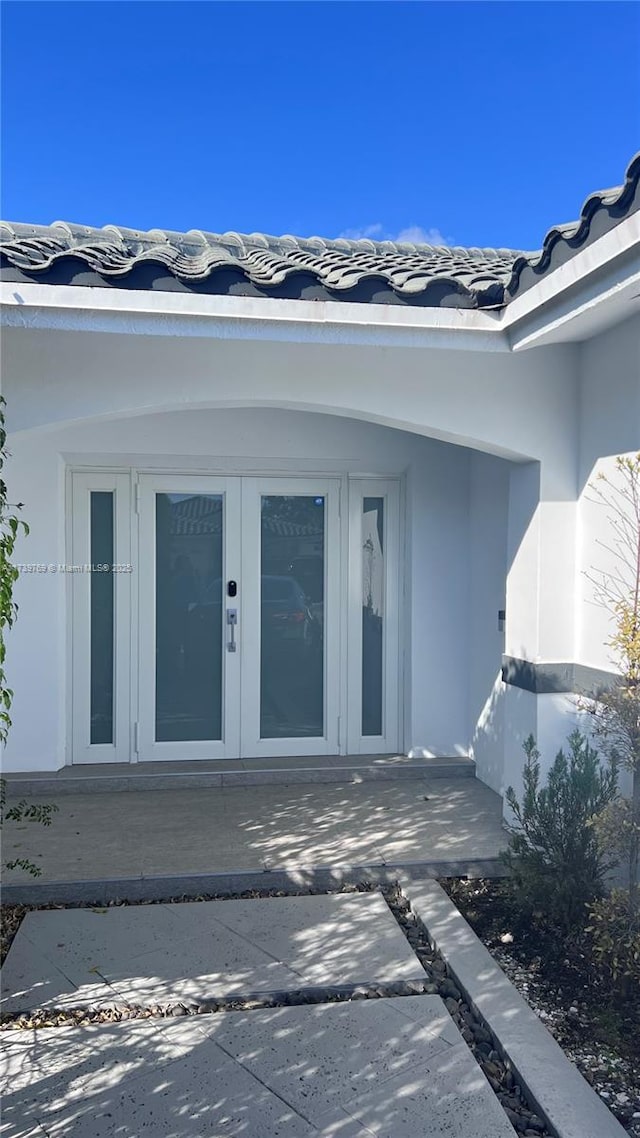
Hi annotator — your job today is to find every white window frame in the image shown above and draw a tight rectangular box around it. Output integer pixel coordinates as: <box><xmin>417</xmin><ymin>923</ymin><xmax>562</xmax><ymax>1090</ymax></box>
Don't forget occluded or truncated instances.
<box><xmin>347</xmin><ymin>478</ymin><xmax>401</xmax><ymax>755</ymax></box>
<box><xmin>70</xmin><ymin>471</ymin><xmax>132</xmax><ymax>764</ymax></box>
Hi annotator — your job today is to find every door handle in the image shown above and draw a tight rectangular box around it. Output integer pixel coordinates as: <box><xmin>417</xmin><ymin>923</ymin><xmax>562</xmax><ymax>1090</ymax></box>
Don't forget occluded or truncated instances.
<box><xmin>227</xmin><ymin>608</ymin><xmax>238</xmax><ymax>653</ymax></box>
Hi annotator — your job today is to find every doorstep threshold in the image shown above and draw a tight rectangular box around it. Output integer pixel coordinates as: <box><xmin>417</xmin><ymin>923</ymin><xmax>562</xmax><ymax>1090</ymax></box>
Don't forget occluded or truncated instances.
<box><xmin>1</xmin><ymin>856</ymin><xmax>505</xmax><ymax>907</ymax></box>
<box><xmin>2</xmin><ymin>754</ymin><xmax>475</xmax><ymax>795</ymax></box>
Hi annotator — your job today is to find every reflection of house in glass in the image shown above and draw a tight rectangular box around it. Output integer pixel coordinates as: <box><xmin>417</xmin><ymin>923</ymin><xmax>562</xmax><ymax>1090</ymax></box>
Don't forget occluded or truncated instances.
<box><xmin>260</xmin><ymin>496</ymin><xmax>325</xmax><ymax>740</ymax></box>
<box><xmin>155</xmin><ymin>493</ymin><xmax>224</xmax><ymax>743</ymax></box>
<box><xmin>362</xmin><ymin>498</ymin><xmax>384</xmax><ymax>737</ymax></box>
<box><xmin>363</xmin><ymin>499</ymin><xmax>384</xmax><ymax>617</ymax></box>
<box><xmin>154</xmin><ymin>493</ymin><xmax>327</xmax><ymax>743</ymax></box>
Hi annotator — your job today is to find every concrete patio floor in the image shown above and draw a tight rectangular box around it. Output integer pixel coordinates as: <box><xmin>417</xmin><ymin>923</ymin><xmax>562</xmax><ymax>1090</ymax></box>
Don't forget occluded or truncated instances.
<box><xmin>2</xmin><ymin>776</ymin><xmax>506</xmax><ymax>889</ymax></box>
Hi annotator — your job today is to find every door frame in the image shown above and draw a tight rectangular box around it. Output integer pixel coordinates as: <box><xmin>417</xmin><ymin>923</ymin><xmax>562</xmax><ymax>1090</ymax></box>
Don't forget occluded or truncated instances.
<box><xmin>69</xmin><ymin>465</ymin><xmax>404</xmax><ymax>764</ymax></box>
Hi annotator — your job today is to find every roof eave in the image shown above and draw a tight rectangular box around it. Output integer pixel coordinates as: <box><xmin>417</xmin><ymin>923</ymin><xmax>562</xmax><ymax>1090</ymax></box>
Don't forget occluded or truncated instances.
<box><xmin>0</xmin><ymin>279</ymin><xmax>509</xmax><ymax>353</ymax></box>
<box><xmin>503</xmin><ymin>210</ymin><xmax>640</xmax><ymax>349</ymax></box>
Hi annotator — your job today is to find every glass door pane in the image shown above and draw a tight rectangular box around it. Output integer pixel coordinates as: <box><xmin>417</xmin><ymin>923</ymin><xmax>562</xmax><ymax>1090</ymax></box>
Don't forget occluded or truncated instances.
<box><xmin>260</xmin><ymin>495</ymin><xmax>325</xmax><ymax>738</ymax></box>
<box><xmin>72</xmin><ymin>472</ymin><xmax>131</xmax><ymax>765</ymax></box>
<box><xmin>155</xmin><ymin>492</ymin><xmax>223</xmax><ymax>742</ymax></box>
<box><xmin>90</xmin><ymin>492</ymin><xmax>115</xmax><ymax>744</ymax></box>
<box><xmin>362</xmin><ymin>496</ymin><xmax>384</xmax><ymax>737</ymax></box>
<box><xmin>348</xmin><ymin>479</ymin><xmax>400</xmax><ymax>755</ymax></box>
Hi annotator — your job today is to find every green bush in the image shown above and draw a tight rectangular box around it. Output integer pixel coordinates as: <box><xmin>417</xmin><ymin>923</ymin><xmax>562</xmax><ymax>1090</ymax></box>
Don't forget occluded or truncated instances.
<box><xmin>503</xmin><ymin>731</ymin><xmax>618</xmax><ymax>933</ymax></box>
<box><xmin>586</xmin><ymin>889</ymin><xmax>640</xmax><ymax>994</ymax></box>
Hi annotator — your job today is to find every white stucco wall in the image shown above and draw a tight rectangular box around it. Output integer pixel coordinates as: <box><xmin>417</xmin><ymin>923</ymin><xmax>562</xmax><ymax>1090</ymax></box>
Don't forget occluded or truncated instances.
<box><xmin>468</xmin><ymin>451</ymin><xmax>510</xmax><ymax>793</ymax></box>
<box><xmin>2</xmin><ymin>326</ymin><xmax>579</xmax><ymax>494</ymax></box>
<box><xmin>577</xmin><ymin>314</ymin><xmax>640</xmax><ymax>672</ymax></box>
<box><xmin>3</xmin><ymin>407</ymin><xmax>511</xmax><ymax>771</ymax></box>
<box><xmin>569</xmin><ymin>314</ymin><xmax>640</xmax><ymax>803</ymax></box>
<box><xmin>405</xmin><ymin>440</ymin><xmax>471</xmax><ymax>756</ymax></box>
<box><xmin>486</xmin><ymin>315</ymin><xmax>639</xmax><ymax>817</ymax></box>
<box><xmin>502</xmin><ymin>315</ymin><xmax>639</xmax><ymax>813</ymax></box>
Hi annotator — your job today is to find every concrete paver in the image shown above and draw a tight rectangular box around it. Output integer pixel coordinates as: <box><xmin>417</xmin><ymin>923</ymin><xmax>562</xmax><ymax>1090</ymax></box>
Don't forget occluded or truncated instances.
<box><xmin>0</xmin><ymin>998</ymin><xmax>515</xmax><ymax>1138</ymax></box>
<box><xmin>2</xmin><ymin>777</ymin><xmax>505</xmax><ymax>885</ymax></box>
<box><xmin>1</xmin><ymin>892</ymin><xmax>424</xmax><ymax>1014</ymax></box>
<box><xmin>201</xmin><ymin>995</ymin><xmax>463</xmax><ymax>1127</ymax></box>
<box><xmin>0</xmin><ymin>935</ymin><xmax>117</xmax><ymax>1012</ymax></box>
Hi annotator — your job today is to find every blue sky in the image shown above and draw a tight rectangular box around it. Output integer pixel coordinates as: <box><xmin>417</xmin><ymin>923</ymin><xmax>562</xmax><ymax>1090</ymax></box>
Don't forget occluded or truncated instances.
<box><xmin>2</xmin><ymin>1</ymin><xmax>639</xmax><ymax>251</ymax></box>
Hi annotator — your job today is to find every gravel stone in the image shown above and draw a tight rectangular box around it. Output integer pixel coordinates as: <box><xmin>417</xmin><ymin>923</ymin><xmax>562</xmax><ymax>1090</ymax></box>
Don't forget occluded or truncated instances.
<box><xmin>482</xmin><ymin>1059</ymin><xmax>502</xmax><ymax>1081</ymax></box>
<box><xmin>440</xmin><ymin>978</ymin><xmax>462</xmax><ymax>1000</ymax></box>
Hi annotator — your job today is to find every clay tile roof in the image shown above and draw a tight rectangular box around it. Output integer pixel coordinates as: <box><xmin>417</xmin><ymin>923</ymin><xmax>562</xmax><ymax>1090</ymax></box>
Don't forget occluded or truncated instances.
<box><xmin>0</xmin><ymin>221</ymin><xmax>525</xmax><ymax>308</ymax></box>
<box><xmin>507</xmin><ymin>150</ymin><xmax>640</xmax><ymax>299</ymax></box>
<box><xmin>1</xmin><ymin>152</ymin><xmax>637</xmax><ymax>310</ymax></box>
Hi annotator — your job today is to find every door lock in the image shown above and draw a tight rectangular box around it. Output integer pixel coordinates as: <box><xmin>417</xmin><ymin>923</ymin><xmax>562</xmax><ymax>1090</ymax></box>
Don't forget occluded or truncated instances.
<box><xmin>227</xmin><ymin>608</ymin><xmax>238</xmax><ymax>652</ymax></box>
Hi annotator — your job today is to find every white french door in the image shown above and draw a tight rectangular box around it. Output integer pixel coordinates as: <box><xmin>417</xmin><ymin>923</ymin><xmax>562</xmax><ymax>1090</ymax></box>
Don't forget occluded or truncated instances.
<box><xmin>137</xmin><ymin>474</ymin><xmax>340</xmax><ymax>760</ymax></box>
<box><xmin>70</xmin><ymin>470</ymin><xmax>400</xmax><ymax>764</ymax></box>
<box><xmin>137</xmin><ymin>476</ymin><xmax>241</xmax><ymax>761</ymax></box>
<box><xmin>240</xmin><ymin>478</ymin><xmax>341</xmax><ymax>757</ymax></box>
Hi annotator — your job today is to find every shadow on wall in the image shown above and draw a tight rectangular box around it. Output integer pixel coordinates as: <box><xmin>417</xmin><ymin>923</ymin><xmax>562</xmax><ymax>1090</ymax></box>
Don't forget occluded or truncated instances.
<box><xmin>471</xmin><ymin>671</ymin><xmax>506</xmax><ymax>798</ymax></box>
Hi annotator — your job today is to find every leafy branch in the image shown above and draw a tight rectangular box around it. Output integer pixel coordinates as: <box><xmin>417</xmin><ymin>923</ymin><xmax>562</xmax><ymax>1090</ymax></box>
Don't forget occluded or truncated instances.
<box><xmin>584</xmin><ymin>453</ymin><xmax>640</xmax><ymax>918</ymax></box>
<box><xmin>0</xmin><ymin>394</ymin><xmax>29</xmax><ymax>747</ymax></box>
<box><xmin>0</xmin><ymin>396</ymin><xmax>57</xmax><ymax>876</ymax></box>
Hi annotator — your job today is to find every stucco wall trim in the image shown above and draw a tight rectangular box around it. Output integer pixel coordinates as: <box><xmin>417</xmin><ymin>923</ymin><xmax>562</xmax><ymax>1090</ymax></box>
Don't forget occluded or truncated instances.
<box><xmin>502</xmin><ymin>656</ymin><xmax>618</xmax><ymax>696</ymax></box>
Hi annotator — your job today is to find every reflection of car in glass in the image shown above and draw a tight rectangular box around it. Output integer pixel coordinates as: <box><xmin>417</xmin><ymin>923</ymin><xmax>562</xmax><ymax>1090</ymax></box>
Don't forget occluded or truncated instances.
<box><xmin>287</xmin><ymin>557</ymin><xmax>324</xmax><ymax>630</ymax></box>
<box><xmin>184</xmin><ymin>575</ymin><xmax>321</xmax><ymax>656</ymax></box>
<box><xmin>287</xmin><ymin>557</ymin><xmax>323</xmax><ymax>601</ymax></box>
<box><xmin>183</xmin><ymin>579</ymin><xmax>223</xmax><ymax>689</ymax></box>
<box><xmin>261</xmin><ymin>576</ymin><xmax>320</xmax><ymax>653</ymax></box>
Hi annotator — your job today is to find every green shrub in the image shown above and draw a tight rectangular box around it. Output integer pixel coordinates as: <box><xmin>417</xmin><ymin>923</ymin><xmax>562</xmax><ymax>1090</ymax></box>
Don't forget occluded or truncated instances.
<box><xmin>586</xmin><ymin>888</ymin><xmax>640</xmax><ymax>994</ymax></box>
<box><xmin>503</xmin><ymin>731</ymin><xmax>618</xmax><ymax>933</ymax></box>
<box><xmin>590</xmin><ymin>796</ymin><xmax>640</xmax><ymax>871</ymax></box>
